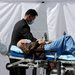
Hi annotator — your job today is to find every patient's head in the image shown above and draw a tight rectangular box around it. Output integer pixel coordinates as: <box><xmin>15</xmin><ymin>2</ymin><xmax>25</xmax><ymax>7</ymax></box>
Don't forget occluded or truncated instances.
<box><xmin>17</xmin><ymin>39</ymin><xmax>31</xmax><ymax>48</ymax></box>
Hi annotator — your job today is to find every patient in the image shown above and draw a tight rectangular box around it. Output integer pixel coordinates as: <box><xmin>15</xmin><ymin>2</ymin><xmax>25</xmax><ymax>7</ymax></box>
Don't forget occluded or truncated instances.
<box><xmin>17</xmin><ymin>39</ymin><xmax>50</xmax><ymax>58</ymax></box>
<box><xmin>17</xmin><ymin>35</ymin><xmax>75</xmax><ymax>58</ymax></box>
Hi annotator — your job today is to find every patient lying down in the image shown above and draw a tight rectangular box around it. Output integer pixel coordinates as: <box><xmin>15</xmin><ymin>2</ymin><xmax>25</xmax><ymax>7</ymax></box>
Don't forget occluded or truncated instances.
<box><xmin>17</xmin><ymin>35</ymin><xmax>75</xmax><ymax>58</ymax></box>
<box><xmin>17</xmin><ymin>39</ymin><xmax>50</xmax><ymax>58</ymax></box>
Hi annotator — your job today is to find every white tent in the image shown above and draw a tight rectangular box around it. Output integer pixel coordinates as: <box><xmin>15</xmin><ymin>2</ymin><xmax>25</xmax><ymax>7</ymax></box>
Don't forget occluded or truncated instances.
<box><xmin>1</xmin><ymin>0</ymin><xmax>75</xmax><ymax>48</ymax></box>
<box><xmin>0</xmin><ymin>0</ymin><xmax>75</xmax><ymax>75</ymax></box>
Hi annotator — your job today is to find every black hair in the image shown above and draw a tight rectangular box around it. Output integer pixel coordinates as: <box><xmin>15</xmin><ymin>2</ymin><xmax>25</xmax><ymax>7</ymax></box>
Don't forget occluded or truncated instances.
<box><xmin>25</xmin><ymin>9</ymin><xmax>38</xmax><ymax>16</ymax></box>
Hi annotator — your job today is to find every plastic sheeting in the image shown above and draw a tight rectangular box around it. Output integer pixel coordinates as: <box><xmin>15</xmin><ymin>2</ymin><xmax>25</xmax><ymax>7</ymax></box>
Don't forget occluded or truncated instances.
<box><xmin>0</xmin><ymin>1</ymin><xmax>75</xmax><ymax>52</ymax></box>
<box><xmin>47</xmin><ymin>2</ymin><xmax>75</xmax><ymax>41</ymax></box>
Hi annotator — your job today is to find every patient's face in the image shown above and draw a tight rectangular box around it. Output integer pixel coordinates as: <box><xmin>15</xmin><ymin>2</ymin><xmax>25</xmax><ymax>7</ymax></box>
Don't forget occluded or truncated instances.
<box><xmin>17</xmin><ymin>39</ymin><xmax>27</xmax><ymax>48</ymax></box>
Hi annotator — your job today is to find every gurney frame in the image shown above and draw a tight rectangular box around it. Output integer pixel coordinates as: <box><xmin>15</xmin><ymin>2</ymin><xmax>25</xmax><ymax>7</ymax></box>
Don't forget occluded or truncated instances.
<box><xmin>6</xmin><ymin>50</ymin><xmax>75</xmax><ymax>75</ymax></box>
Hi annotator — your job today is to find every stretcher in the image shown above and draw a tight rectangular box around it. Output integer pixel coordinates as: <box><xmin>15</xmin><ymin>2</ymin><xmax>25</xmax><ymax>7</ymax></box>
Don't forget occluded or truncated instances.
<box><xmin>6</xmin><ymin>45</ymin><xmax>75</xmax><ymax>75</ymax></box>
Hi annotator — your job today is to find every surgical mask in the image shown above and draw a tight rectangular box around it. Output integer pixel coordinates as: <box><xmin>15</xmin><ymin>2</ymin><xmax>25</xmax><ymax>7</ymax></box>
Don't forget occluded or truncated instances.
<box><xmin>28</xmin><ymin>20</ymin><xmax>34</xmax><ymax>25</ymax></box>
